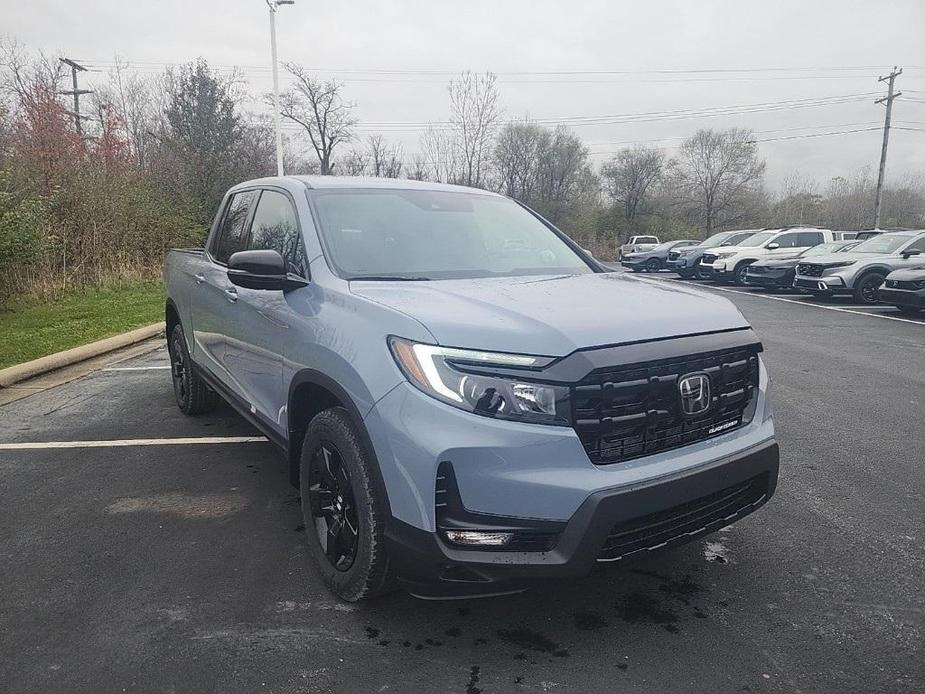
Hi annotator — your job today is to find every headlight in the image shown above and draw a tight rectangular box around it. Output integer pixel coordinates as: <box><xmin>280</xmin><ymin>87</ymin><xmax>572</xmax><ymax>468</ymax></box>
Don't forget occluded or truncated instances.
<box><xmin>388</xmin><ymin>337</ymin><xmax>569</xmax><ymax>425</ymax></box>
<box><xmin>825</xmin><ymin>261</ymin><xmax>856</xmax><ymax>269</ymax></box>
<box><xmin>715</xmin><ymin>250</ymin><xmax>739</xmax><ymax>258</ymax></box>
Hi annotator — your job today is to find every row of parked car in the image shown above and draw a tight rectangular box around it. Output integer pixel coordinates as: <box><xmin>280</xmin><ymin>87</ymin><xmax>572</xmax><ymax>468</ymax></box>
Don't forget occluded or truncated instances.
<box><xmin>619</xmin><ymin>227</ymin><xmax>925</xmax><ymax>314</ymax></box>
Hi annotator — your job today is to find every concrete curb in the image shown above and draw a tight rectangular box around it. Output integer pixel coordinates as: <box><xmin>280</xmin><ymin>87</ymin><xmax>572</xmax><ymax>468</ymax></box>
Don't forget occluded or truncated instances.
<box><xmin>0</xmin><ymin>323</ymin><xmax>164</xmax><ymax>388</ymax></box>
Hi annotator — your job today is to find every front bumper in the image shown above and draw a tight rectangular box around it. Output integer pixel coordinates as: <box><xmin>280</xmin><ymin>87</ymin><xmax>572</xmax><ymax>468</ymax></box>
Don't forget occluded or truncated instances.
<box><xmin>746</xmin><ymin>271</ymin><xmax>792</xmax><ymax>289</ymax></box>
<box><xmin>386</xmin><ymin>439</ymin><xmax>780</xmax><ymax>597</ymax></box>
<box><xmin>877</xmin><ymin>286</ymin><xmax>925</xmax><ymax>307</ymax></box>
<box><xmin>793</xmin><ymin>275</ymin><xmax>848</xmax><ymax>293</ymax></box>
<box><xmin>709</xmin><ymin>261</ymin><xmax>737</xmax><ymax>281</ymax></box>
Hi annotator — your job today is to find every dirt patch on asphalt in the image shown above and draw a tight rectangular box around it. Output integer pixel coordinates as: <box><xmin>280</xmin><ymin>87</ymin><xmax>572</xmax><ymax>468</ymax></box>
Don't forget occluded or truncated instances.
<box><xmin>105</xmin><ymin>492</ymin><xmax>248</xmax><ymax>518</ymax></box>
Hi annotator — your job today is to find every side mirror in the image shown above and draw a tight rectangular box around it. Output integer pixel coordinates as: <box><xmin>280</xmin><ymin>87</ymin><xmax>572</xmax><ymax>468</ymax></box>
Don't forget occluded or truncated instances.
<box><xmin>766</xmin><ymin>242</ymin><xmax>780</xmax><ymax>250</ymax></box>
<box><xmin>227</xmin><ymin>250</ymin><xmax>307</xmax><ymax>290</ymax></box>
<box><xmin>901</xmin><ymin>249</ymin><xmax>923</xmax><ymax>259</ymax></box>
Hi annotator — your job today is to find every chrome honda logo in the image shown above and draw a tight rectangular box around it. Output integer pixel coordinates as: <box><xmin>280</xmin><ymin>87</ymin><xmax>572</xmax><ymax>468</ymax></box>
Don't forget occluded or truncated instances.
<box><xmin>679</xmin><ymin>373</ymin><xmax>711</xmax><ymax>415</ymax></box>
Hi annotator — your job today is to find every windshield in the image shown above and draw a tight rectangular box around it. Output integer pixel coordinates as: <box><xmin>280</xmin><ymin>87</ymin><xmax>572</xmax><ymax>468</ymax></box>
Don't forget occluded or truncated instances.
<box><xmin>850</xmin><ymin>233</ymin><xmax>919</xmax><ymax>254</ymax></box>
<box><xmin>634</xmin><ymin>237</ymin><xmax>658</xmax><ymax>244</ymax></box>
<box><xmin>700</xmin><ymin>232</ymin><xmax>733</xmax><ymax>248</ymax></box>
<box><xmin>309</xmin><ymin>188</ymin><xmax>593</xmax><ymax>280</ymax></box>
<box><xmin>802</xmin><ymin>242</ymin><xmax>848</xmax><ymax>257</ymax></box>
<box><xmin>738</xmin><ymin>231</ymin><xmax>775</xmax><ymax>247</ymax></box>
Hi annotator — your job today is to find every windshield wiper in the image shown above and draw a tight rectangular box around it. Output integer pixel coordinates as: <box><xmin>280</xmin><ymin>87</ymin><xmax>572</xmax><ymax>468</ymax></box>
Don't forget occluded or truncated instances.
<box><xmin>349</xmin><ymin>275</ymin><xmax>432</xmax><ymax>281</ymax></box>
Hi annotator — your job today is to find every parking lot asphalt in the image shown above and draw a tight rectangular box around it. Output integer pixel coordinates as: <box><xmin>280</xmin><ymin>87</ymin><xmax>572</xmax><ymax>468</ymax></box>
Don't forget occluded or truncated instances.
<box><xmin>1</xmin><ymin>280</ymin><xmax>923</xmax><ymax>694</ymax></box>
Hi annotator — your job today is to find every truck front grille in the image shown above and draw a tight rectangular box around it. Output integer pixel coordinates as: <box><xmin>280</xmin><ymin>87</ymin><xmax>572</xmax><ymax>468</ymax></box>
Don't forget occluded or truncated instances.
<box><xmin>797</xmin><ymin>263</ymin><xmax>825</xmax><ymax>277</ymax></box>
<box><xmin>571</xmin><ymin>345</ymin><xmax>760</xmax><ymax>465</ymax></box>
<box><xmin>598</xmin><ymin>473</ymin><xmax>768</xmax><ymax>561</ymax></box>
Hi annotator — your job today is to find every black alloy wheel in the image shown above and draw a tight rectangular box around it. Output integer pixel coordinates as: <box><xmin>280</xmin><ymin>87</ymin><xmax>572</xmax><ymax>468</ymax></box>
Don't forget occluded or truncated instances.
<box><xmin>854</xmin><ymin>273</ymin><xmax>885</xmax><ymax>305</ymax></box>
<box><xmin>169</xmin><ymin>329</ymin><xmax>188</xmax><ymax>406</ymax></box>
<box><xmin>307</xmin><ymin>443</ymin><xmax>359</xmax><ymax>571</ymax></box>
<box><xmin>734</xmin><ymin>263</ymin><xmax>751</xmax><ymax>286</ymax></box>
<box><xmin>646</xmin><ymin>257</ymin><xmax>662</xmax><ymax>273</ymax></box>
<box><xmin>167</xmin><ymin>323</ymin><xmax>217</xmax><ymax>415</ymax></box>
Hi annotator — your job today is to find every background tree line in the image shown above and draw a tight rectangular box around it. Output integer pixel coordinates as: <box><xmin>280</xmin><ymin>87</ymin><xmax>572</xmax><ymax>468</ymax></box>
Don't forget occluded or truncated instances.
<box><xmin>2</xmin><ymin>40</ymin><xmax>923</xmax><ymax>300</ymax></box>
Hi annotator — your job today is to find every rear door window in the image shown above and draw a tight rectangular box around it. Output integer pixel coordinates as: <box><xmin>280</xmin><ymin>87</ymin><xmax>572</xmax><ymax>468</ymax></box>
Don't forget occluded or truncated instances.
<box><xmin>210</xmin><ymin>191</ymin><xmax>259</xmax><ymax>265</ymax></box>
<box><xmin>798</xmin><ymin>231</ymin><xmax>824</xmax><ymax>246</ymax></box>
<box><xmin>248</xmin><ymin>190</ymin><xmax>307</xmax><ymax>277</ymax></box>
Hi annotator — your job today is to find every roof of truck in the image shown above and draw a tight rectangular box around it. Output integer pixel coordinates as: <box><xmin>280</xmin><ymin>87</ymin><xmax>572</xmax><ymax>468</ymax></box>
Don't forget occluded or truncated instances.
<box><xmin>296</xmin><ymin>175</ymin><xmax>503</xmax><ymax>195</ymax></box>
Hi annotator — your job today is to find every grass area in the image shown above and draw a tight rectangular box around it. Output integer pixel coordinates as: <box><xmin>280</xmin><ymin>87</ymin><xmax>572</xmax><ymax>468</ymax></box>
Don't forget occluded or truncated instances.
<box><xmin>0</xmin><ymin>282</ymin><xmax>164</xmax><ymax>369</ymax></box>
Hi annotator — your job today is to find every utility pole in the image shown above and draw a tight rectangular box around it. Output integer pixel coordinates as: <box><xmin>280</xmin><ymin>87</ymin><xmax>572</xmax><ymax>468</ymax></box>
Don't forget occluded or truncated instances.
<box><xmin>267</xmin><ymin>0</ymin><xmax>294</xmax><ymax>177</ymax></box>
<box><xmin>873</xmin><ymin>66</ymin><xmax>902</xmax><ymax>229</ymax></box>
<box><xmin>59</xmin><ymin>58</ymin><xmax>93</xmax><ymax>141</ymax></box>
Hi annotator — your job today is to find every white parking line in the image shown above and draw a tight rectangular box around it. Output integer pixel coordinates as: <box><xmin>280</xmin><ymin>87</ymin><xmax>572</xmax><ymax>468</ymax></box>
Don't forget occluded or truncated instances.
<box><xmin>0</xmin><ymin>436</ymin><xmax>268</xmax><ymax>450</ymax></box>
<box><xmin>101</xmin><ymin>366</ymin><xmax>171</xmax><ymax>371</ymax></box>
<box><xmin>651</xmin><ymin>277</ymin><xmax>925</xmax><ymax>326</ymax></box>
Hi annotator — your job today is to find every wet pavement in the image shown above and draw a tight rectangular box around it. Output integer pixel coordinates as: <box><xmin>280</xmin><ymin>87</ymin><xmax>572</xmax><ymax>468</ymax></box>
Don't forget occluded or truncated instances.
<box><xmin>1</xmin><ymin>284</ymin><xmax>923</xmax><ymax>693</ymax></box>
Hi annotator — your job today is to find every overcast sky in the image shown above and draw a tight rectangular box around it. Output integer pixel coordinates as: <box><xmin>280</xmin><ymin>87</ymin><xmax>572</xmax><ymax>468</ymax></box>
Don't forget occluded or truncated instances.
<box><xmin>6</xmin><ymin>0</ymin><xmax>925</xmax><ymax>189</ymax></box>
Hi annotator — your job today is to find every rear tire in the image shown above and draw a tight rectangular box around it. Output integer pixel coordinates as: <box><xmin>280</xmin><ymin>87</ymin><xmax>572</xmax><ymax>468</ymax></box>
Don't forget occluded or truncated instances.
<box><xmin>645</xmin><ymin>258</ymin><xmax>662</xmax><ymax>273</ymax></box>
<box><xmin>168</xmin><ymin>323</ymin><xmax>218</xmax><ymax>415</ymax></box>
<box><xmin>300</xmin><ymin>408</ymin><xmax>394</xmax><ymax>602</ymax></box>
<box><xmin>852</xmin><ymin>272</ymin><xmax>886</xmax><ymax>305</ymax></box>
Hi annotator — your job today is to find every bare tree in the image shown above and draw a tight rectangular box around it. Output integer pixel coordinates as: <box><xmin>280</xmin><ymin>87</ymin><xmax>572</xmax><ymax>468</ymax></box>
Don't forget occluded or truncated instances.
<box><xmin>670</xmin><ymin>128</ymin><xmax>766</xmax><ymax>232</ymax></box>
<box><xmin>367</xmin><ymin>134</ymin><xmax>403</xmax><ymax>178</ymax></box>
<box><xmin>494</xmin><ymin>118</ymin><xmax>548</xmax><ymax>201</ymax></box>
<box><xmin>773</xmin><ymin>171</ymin><xmax>822</xmax><ymax>226</ymax></box>
<box><xmin>600</xmin><ymin>145</ymin><xmax>665</xmax><ymax>226</ymax></box>
<box><xmin>448</xmin><ymin>71</ymin><xmax>500</xmax><ymax>188</ymax></box>
<box><xmin>341</xmin><ymin>148</ymin><xmax>369</xmax><ymax>176</ymax></box>
<box><xmin>279</xmin><ymin>64</ymin><xmax>356</xmax><ymax>175</ymax></box>
<box><xmin>407</xmin><ymin>154</ymin><xmax>428</xmax><ymax>181</ymax></box>
<box><xmin>420</xmin><ymin>125</ymin><xmax>456</xmax><ymax>183</ymax></box>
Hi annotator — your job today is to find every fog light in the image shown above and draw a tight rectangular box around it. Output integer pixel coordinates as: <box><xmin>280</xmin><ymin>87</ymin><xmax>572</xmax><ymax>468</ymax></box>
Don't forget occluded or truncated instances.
<box><xmin>445</xmin><ymin>530</ymin><xmax>513</xmax><ymax>547</ymax></box>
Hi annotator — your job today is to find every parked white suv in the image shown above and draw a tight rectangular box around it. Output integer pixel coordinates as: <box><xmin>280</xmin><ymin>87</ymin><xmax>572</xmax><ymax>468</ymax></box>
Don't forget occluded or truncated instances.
<box><xmin>703</xmin><ymin>227</ymin><xmax>834</xmax><ymax>285</ymax></box>
<box><xmin>619</xmin><ymin>235</ymin><xmax>659</xmax><ymax>259</ymax></box>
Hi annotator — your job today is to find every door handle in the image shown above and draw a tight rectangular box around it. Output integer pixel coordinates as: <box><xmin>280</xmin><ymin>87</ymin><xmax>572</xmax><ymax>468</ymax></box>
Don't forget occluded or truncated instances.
<box><xmin>194</xmin><ymin>273</ymin><xmax>205</xmax><ymax>284</ymax></box>
<box><xmin>224</xmin><ymin>288</ymin><xmax>238</xmax><ymax>303</ymax></box>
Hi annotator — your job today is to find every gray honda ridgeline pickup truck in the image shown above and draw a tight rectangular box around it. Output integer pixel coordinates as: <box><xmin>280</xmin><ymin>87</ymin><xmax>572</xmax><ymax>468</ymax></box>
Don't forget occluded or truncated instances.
<box><xmin>164</xmin><ymin>176</ymin><xmax>779</xmax><ymax>601</ymax></box>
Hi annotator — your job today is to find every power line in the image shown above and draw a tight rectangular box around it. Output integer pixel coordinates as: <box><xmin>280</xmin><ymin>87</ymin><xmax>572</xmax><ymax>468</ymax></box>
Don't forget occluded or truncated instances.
<box><xmin>272</xmin><ymin>93</ymin><xmax>877</xmax><ymax>133</ymax></box>
<box><xmin>750</xmin><ymin>127</ymin><xmax>880</xmax><ymax>143</ymax></box>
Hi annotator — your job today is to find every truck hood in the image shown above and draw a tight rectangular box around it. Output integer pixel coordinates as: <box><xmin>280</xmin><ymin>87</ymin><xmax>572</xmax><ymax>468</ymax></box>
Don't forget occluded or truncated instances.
<box><xmin>350</xmin><ymin>272</ymin><xmax>750</xmax><ymax>356</ymax></box>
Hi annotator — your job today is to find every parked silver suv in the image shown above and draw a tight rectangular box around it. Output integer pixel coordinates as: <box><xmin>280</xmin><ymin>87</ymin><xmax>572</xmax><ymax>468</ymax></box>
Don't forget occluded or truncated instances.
<box><xmin>793</xmin><ymin>230</ymin><xmax>925</xmax><ymax>304</ymax></box>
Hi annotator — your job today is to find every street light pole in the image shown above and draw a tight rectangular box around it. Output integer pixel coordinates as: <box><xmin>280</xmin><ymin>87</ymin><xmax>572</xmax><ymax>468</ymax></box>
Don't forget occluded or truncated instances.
<box><xmin>267</xmin><ymin>0</ymin><xmax>294</xmax><ymax>177</ymax></box>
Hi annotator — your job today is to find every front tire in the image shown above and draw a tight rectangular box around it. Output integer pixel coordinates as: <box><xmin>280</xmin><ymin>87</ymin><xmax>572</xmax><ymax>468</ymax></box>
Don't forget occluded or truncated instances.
<box><xmin>645</xmin><ymin>258</ymin><xmax>662</xmax><ymax>273</ymax></box>
<box><xmin>168</xmin><ymin>323</ymin><xmax>218</xmax><ymax>415</ymax></box>
<box><xmin>300</xmin><ymin>408</ymin><xmax>394</xmax><ymax>602</ymax></box>
<box><xmin>852</xmin><ymin>272</ymin><xmax>886</xmax><ymax>305</ymax></box>
<box><xmin>733</xmin><ymin>262</ymin><xmax>752</xmax><ymax>286</ymax></box>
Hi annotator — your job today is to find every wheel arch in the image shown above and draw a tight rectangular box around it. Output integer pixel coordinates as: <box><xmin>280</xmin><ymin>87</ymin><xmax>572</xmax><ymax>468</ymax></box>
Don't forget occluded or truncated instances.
<box><xmin>287</xmin><ymin>369</ymin><xmax>393</xmax><ymax>516</ymax></box>
<box><xmin>853</xmin><ymin>265</ymin><xmax>892</xmax><ymax>283</ymax></box>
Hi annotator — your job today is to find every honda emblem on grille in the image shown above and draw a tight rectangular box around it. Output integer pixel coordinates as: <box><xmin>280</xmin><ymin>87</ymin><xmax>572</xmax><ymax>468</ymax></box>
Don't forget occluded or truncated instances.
<box><xmin>678</xmin><ymin>373</ymin><xmax>711</xmax><ymax>415</ymax></box>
